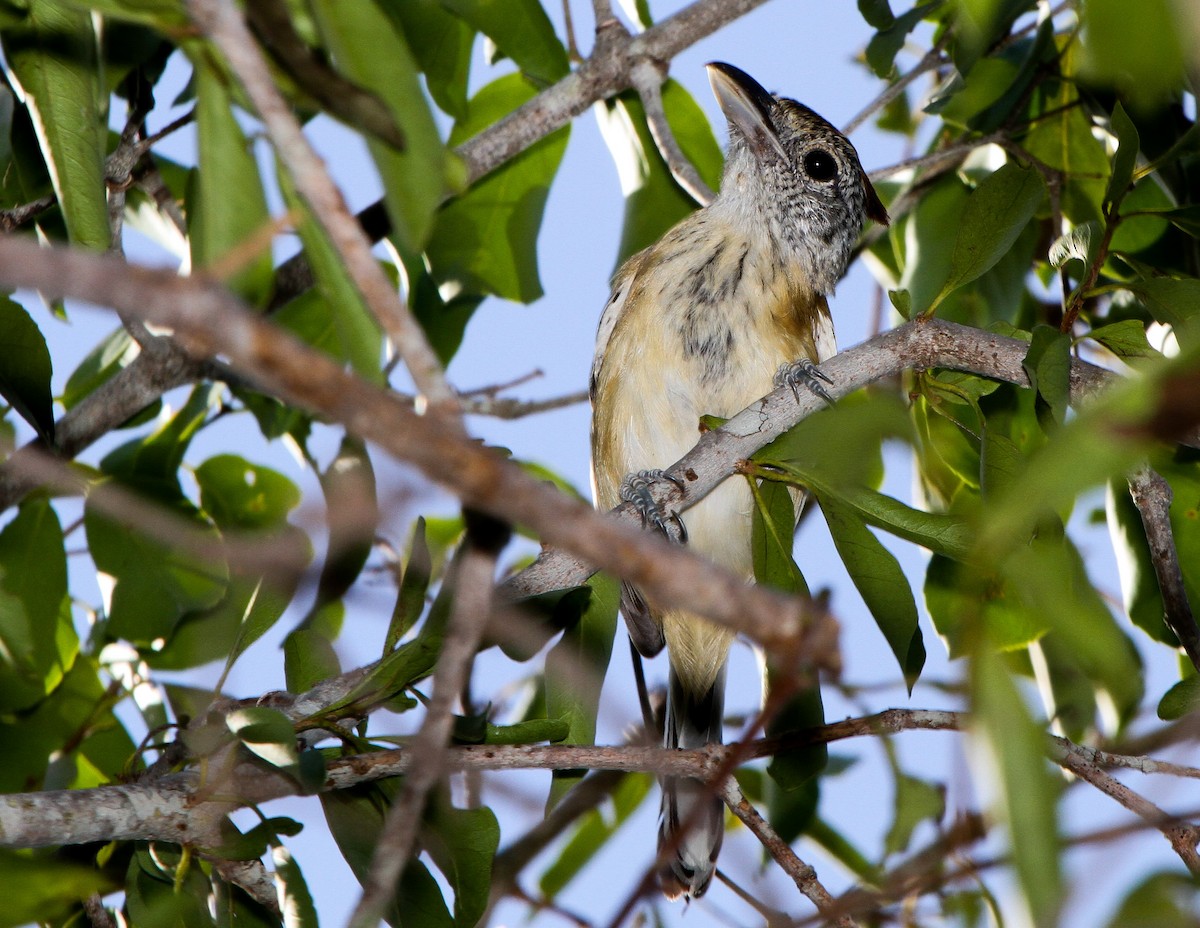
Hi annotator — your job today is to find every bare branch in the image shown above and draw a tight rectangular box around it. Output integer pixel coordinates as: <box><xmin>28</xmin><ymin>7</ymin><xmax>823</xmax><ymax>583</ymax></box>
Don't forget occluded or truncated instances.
<box><xmin>631</xmin><ymin>58</ymin><xmax>716</xmax><ymax>205</ymax></box>
<box><xmin>844</xmin><ymin>42</ymin><xmax>947</xmax><ymax>135</ymax></box>
<box><xmin>1127</xmin><ymin>465</ymin><xmax>1200</xmax><ymax>672</ymax></box>
<box><xmin>348</xmin><ymin>517</ymin><xmax>506</xmax><ymax>928</ymax></box>
<box><xmin>185</xmin><ymin>0</ymin><xmax>459</xmax><ymax>417</ymax></box>
<box><xmin>721</xmin><ymin>779</ymin><xmax>858</xmax><ymax>927</ymax></box>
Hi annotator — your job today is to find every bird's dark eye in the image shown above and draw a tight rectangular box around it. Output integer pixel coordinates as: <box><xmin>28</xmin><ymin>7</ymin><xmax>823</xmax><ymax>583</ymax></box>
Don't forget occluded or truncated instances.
<box><xmin>803</xmin><ymin>149</ymin><xmax>838</xmax><ymax>181</ymax></box>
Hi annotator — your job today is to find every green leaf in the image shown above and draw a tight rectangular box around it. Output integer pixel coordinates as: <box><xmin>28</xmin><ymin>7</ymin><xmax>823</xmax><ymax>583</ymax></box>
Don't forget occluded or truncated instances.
<box><xmin>1079</xmin><ymin>0</ymin><xmax>1186</xmax><ymax>110</ymax></box>
<box><xmin>1104</xmin><ymin>872</ymin><xmax>1200</xmax><ymax>928</ymax></box>
<box><xmin>544</xmin><ymin>572</ymin><xmax>619</xmax><ymax>806</ymax></box>
<box><xmin>440</xmin><ymin>0</ymin><xmax>568</xmax><ymax>86</ymax></box>
<box><xmin>750</xmin><ymin>477</ymin><xmax>808</xmax><ymax>596</ymax></box>
<box><xmin>858</xmin><ymin>0</ymin><xmax>894</xmax><ymax>29</ymax></box>
<box><xmin>227</xmin><ymin>706</ymin><xmax>299</xmax><ymax>769</ymax></box>
<box><xmin>1156</xmin><ymin>675</ymin><xmax>1200</xmax><ymax>720</ymax></box>
<box><xmin>865</xmin><ymin>2</ymin><xmax>939</xmax><ymax>77</ymax></box>
<box><xmin>323</xmin><ymin>780</ymin><xmax>454</xmax><ymax>928</ymax></box>
<box><xmin>597</xmin><ymin>80</ymin><xmax>723</xmax><ymax>265</ymax></box>
<box><xmin>1085</xmin><ymin>320</ymin><xmax>1159</xmax><ymax>360</ymax></box>
<box><xmin>970</xmin><ymin>641</ymin><xmax>1062</xmax><ymax>925</ymax></box>
<box><xmin>924</xmin><ymin>162</ymin><xmax>1045</xmax><ymax>316</ymax></box>
<box><xmin>187</xmin><ymin>57</ymin><xmax>273</xmax><ymax>306</ymax></box>
<box><xmin>310</xmin><ymin>0</ymin><xmax>447</xmax><ymax>252</ymax></box>
<box><xmin>309</xmin><ymin>437</ymin><xmax>377</xmax><ymax>618</ymax></box>
<box><xmin>0</xmin><ymin>497</ymin><xmax>75</xmax><ymax>712</ymax></box>
<box><xmin>196</xmin><ymin>454</ymin><xmax>302</xmax><ymax>531</ymax></box>
<box><xmin>820</xmin><ymin>496</ymin><xmax>925</xmax><ymax>689</ymax></box>
<box><xmin>1022</xmin><ymin>324</ymin><xmax>1071</xmax><ymax>427</ymax></box>
<box><xmin>0</xmin><ymin>849</ymin><xmax>113</xmax><ymax>927</ymax></box>
<box><xmin>1104</xmin><ymin>101</ymin><xmax>1140</xmax><ymax>209</ymax></box>
<box><xmin>2</xmin><ymin>0</ymin><xmax>108</xmax><ymax>249</ymax></box>
<box><xmin>483</xmin><ymin>716</ymin><xmax>570</xmax><ymax>744</ymax></box>
<box><xmin>896</xmin><ymin>177</ymin><xmax>969</xmax><ymax>316</ymax></box>
<box><xmin>425</xmin><ymin>72</ymin><xmax>570</xmax><ymax>302</ymax></box>
<box><xmin>384</xmin><ymin>517</ymin><xmax>432</xmax><ymax>653</ymax></box>
<box><xmin>884</xmin><ymin>772</ymin><xmax>945</xmax><ymax>855</ymax></box>
<box><xmin>272</xmin><ymin>846</ymin><xmax>319</xmax><ymax>928</ymax></box>
<box><xmin>925</xmin><ymin>554</ymin><xmax>1045</xmax><ymax>655</ymax></box>
<box><xmin>273</xmin><ymin>283</ymin><xmax>384</xmax><ymax>383</ymax></box>
<box><xmin>765</xmin><ymin>682</ymin><xmax>827</xmax><ymax>803</ymax></box>
<box><xmin>422</xmin><ymin>793</ymin><xmax>499</xmax><ymax>928</ymax></box>
<box><xmin>61</xmin><ymin>325</ymin><xmax>138</xmax><ymax>410</ymax></box>
<box><xmin>0</xmin><ymin>296</ymin><xmax>53</xmax><ymax>440</ymax></box>
<box><xmin>86</xmin><ymin>493</ymin><xmax>228</xmax><ymax>644</ymax></box>
<box><xmin>0</xmin><ymin>657</ymin><xmax>135</xmax><ymax>792</ymax></box>
<box><xmin>383</xmin><ymin>0</ymin><xmax>473</xmax><ymax>119</ymax></box>
<box><xmin>1125</xmin><ymin>277</ymin><xmax>1200</xmax><ymax>350</ymax></box>
<box><xmin>284</xmin><ymin>624</ymin><xmax>342</xmax><ymax>693</ymax></box>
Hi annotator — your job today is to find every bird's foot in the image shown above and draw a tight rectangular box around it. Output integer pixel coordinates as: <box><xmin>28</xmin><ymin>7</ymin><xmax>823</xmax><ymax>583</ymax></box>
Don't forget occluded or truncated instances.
<box><xmin>619</xmin><ymin>470</ymin><xmax>688</xmax><ymax>543</ymax></box>
<box><xmin>775</xmin><ymin>358</ymin><xmax>834</xmax><ymax>406</ymax></box>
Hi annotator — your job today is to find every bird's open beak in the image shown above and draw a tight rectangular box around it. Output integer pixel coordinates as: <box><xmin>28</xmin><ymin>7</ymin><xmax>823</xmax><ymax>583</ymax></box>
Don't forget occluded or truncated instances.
<box><xmin>706</xmin><ymin>61</ymin><xmax>789</xmax><ymax>162</ymax></box>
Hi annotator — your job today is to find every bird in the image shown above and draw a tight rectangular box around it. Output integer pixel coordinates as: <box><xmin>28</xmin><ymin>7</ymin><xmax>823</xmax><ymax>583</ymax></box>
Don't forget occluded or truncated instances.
<box><xmin>589</xmin><ymin>62</ymin><xmax>888</xmax><ymax>900</ymax></box>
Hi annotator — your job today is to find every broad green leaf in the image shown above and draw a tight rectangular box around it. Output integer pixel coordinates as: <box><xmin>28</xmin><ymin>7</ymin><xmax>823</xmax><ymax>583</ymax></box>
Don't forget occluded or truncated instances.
<box><xmin>1157</xmin><ymin>675</ymin><xmax>1200</xmax><ymax>721</ymax></box>
<box><xmin>383</xmin><ymin>0</ymin><xmax>473</xmax><ymax>119</ymax></box>
<box><xmin>56</xmin><ymin>0</ymin><xmax>187</xmax><ymax>29</ymax></box>
<box><xmin>924</xmin><ymin>162</ymin><xmax>1044</xmax><ymax>316</ymax></box>
<box><xmin>283</xmin><ymin>624</ymin><xmax>341</xmax><ymax>694</ymax></box>
<box><xmin>925</xmin><ymin>554</ymin><xmax>1046</xmax><ymax>655</ymax></box>
<box><xmin>1125</xmin><ymin>277</ymin><xmax>1200</xmax><ymax>350</ymax></box>
<box><xmin>1105</xmin><ymin>479</ymin><xmax>1172</xmax><ymax>643</ymax></box>
<box><xmin>1104</xmin><ymin>872</ymin><xmax>1200</xmax><ymax>928</ymax></box>
<box><xmin>483</xmin><ymin>716</ymin><xmax>570</xmax><ymax>744</ymax></box>
<box><xmin>2</xmin><ymin>0</ymin><xmax>108</xmax><ymax>249</ymax></box>
<box><xmin>821</xmin><ymin>496</ymin><xmax>925</xmax><ymax>688</ymax></box>
<box><xmin>970</xmin><ymin>641</ymin><xmax>1062</xmax><ymax>925</ymax></box>
<box><xmin>1084</xmin><ymin>320</ymin><xmax>1159</xmax><ymax>360</ymax></box>
<box><xmin>62</xmin><ymin>325</ymin><xmax>138</xmax><ymax>410</ymax></box>
<box><xmin>858</xmin><ymin>0</ymin><xmax>894</xmax><ymax>29</ymax></box>
<box><xmin>227</xmin><ymin>706</ymin><xmax>299</xmax><ymax>769</ymax></box>
<box><xmin>1110</xmin><ymin>177</ymin><xmax>1172</xmax><ymax>255</ymax></box>
<box><xmin>1079</xmin><ymin>0</ymin><xmax>1186</xmax><ymax>110</ymax></box>
<box><xmin>0</xmin><ymin>849</ymin><xmax>114</xmax><ymax>927</ymax></box>
<box><xmin>99</xmin><ymin>383</ymin><xmax>217</xmax><ymax>493</ymax></box>
<box><xmin>272</xmin><ymin>846</ymin><xmax>319</xmax><ymax>928</ymax></box>
<box><xmin>384</xmin><ymin>517</ymin><xmax>432</xmax><ymax>653</ymax></box>
<box><xmin>597</xmin><ymin>80</ymin><xmax>723</xmax><ymax>266</ymax></box>
<box><xmin>1022</xmin><ymin>324</ymin><xmax>1071</xmax><ymax>427</ymax></box>
<box><xmin>1162</xmin><ymin>459</ymin><xmax>1200</xmax><ymax>643</ymax></box>
<box><xmin>310</xmin><ymin>0</ymin><xmax>447</xmax><ymax>252</ymax></box>
<box><xmin>884</xmin><ymin>772</ymin><xmax>945</xmax><ymax>855</ymax></box>
<box><xmin>865</xmin><ymin>2</ymin><xmax>939</xmax><ymax>77</ymax></box>
<box><xmin>422</xmin><ymin>794</ymin><xmax>499</xmax><ymax>928</ymax></box>
<box><xmin>544</xmin><ymin>572</ymin><xmax>619</xmax><ymax>807</ymax></box>
<box><xmin>896</xmin><ymin>177</ymin><xmax>969</xmax><ymax>317</ymax></box>
<box><xmin>952</xmin><ymin>0</ymin><xmax>1030</xmax><ymax>71</ymax></box>
<box><xmin>127</xmin><ymin>845</ymin><xmax>215</xmax><ymax>928</ymax></box>
<box><xmin>764</xmin><ymin>681</ymin><xmax>827</xmax><ymax>799</ymax></box>
<box><xmin>936</xmin><ymin>56</ymin><xmax>1018</xmax><ymax>130</ymax></box>
<box><xmin>440</xmin><ymin>0</ymin><xmax>568</xmax><ymax>86</ymax></box>
<box><xmin>539</xmin><ymin>773</ymin><xmax>652</xmax><ymax>897</ymax></box>
<box><xmin>0</xmin><ymin>296</ymin><xmax>53</xmax><ymax>440</ymax></box>
<box><xmin>187</xmin><ymin>58</ymin><xmax>273</xmax><ymax>306</ymax></box>
<box><xmin>766</xmin><ymin>775</ymin><xmax>820</xmax><ymax>845</ymax></box>
<box><xmin>0</xmin><ymin>656</ymin><xmax>135</xmax><ymax>791</ymax></box>
<box><xmin>323</xmin><ymin>780</ymin><xmax>454</xmax><ymax>928</ymax></box>
<box><xmin>308</xmin><ymin>436</ymin><xmax>378</xmax><ymax>617</ymax></box>
<box><xmin>1104</xmin><ymin>101</ymin><xmax>1140</xmax><ymax>209</ymax></box>
<box><xmin>0</xmin><ymin>498</ymin><xmax>74</xmax><ymax>712</ymax></box>
<box><xmin>750</xmin><ymin>477</ymin><xmax>808</xmax><ymax>597</ymax></box>
<box><xmin>425</xmin><ymin>72</ymin><xmax>569</xmax><ymax>302</ymax></box>
<box><xmin>406</xmin><ymin>256</ymin><xmax>485</xmax><ymax>364</ymax></box>
<box><xmin>272</xmin><ymin>283</ymin><xmax>383</xmax><ymax>383</ymax></box>
<box><xmin>86</xmin><ymin>492</ymin><xmax>228</xmax><ymax>644</ymax></box>
<box><xmin>149</xmin><ymin>575</ymin><xmax>297</xmax><ymax>672</ymax></box>
<box><xmin>196</xmin><ymin>454</ymin><xmax>302</xmax><ymax>531</ymax></box>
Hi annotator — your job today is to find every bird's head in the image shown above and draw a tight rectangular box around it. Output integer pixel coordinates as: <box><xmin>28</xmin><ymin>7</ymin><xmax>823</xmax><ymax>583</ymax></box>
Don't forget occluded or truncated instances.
<box><xmin>706</xmin><ymin>61</ymin><xmax>888</xmax><ymax>292</ymax></box>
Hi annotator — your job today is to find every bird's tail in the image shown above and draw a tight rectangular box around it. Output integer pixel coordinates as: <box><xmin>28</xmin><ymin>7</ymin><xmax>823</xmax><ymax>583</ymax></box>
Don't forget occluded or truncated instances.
<box><xmin>657</xmin><ymin>662</ymin><xmax>726</xmax><ymax>900</ymax></box>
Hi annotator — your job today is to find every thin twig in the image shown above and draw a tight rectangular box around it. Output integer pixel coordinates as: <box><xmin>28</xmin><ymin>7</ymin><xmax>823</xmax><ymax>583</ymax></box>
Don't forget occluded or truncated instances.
<box><xmin>844</xmin><ymin>41</ymin><xmax>948</xmax><ymax>135</ymax></box>
<box><xmin>185</xmin><ymin>0</ymin><xmax>460</xmax><ymax>418</ymax></box>
<box><xmin>721</xmin><ymin>779</ymin><xmax>858</xmax><ymax>928</ymax></box>
<box><xmin>631</xmin><ymin>59</ymin><xmax>716</xmax><ymax>205</ymax></box>
<box><xmin>1127</xmin><ymin>465</ymin><xmax>1200</xmax><ymax>673</ymax></box>
<box><xmin>347</xmin><ymin>515</ymin><xmax>506</xmax><ymax>928</ymax></box>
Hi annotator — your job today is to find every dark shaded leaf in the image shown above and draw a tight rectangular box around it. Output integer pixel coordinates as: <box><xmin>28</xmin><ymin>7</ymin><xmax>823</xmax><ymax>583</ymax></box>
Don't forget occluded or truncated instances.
<box><xmin>0</xmin><ymin>296</ymin><xmax>53</xmax><ymax>440</ymax></box>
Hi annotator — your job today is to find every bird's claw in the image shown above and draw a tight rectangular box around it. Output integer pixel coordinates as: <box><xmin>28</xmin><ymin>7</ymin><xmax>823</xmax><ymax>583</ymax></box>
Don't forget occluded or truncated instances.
<box><xmin>775</xmin><ymin>358</ymin><xmax>834</xmax><ymax>406</ymax></box>
<box><xmin>619</xmin><ymin>470</ymin><xmax>688</xmax><ymax>543</ymax></box>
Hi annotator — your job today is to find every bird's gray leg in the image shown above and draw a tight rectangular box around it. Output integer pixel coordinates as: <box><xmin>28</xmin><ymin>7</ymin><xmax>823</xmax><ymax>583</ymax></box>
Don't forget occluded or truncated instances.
<box><xmin>619</xmin><ymin>470</ymin><xmax>688</xmax><ymax>543</ymax></box>
<box><xmin>775</xmin><ymin>358</ymin><xmax>834</xmax><ymax>405</ymax></box>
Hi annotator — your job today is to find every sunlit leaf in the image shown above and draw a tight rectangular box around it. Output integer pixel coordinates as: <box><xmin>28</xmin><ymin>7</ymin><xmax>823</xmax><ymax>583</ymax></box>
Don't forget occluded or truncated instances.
<box><xmin>440</xmin><ymin>0</ymin><xmax>567</xmax><ymax>86</ymax></box>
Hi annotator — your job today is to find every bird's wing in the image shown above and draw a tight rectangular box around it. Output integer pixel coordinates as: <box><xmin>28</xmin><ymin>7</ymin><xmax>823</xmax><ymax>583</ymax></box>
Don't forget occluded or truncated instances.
<box><xmin>589</xmin><ymin>255</ymin><xmax>643</xmax><ymax>401</ymax></box>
